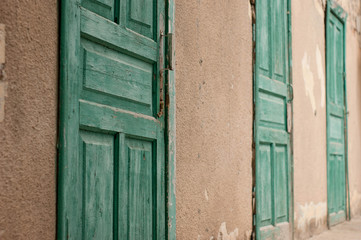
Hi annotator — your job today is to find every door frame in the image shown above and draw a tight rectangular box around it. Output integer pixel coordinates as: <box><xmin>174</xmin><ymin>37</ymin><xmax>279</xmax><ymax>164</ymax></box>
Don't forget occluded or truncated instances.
<box><xmin>57</xmin><ymin>0</ymin><xmax>176</xmax><ymax>239</ymax></box>
<box><xmin>325</xmin><ymin>0</ymin><xmax>350</xmax><ymax>227</ymax></box>
<box><xmin>252</xmin><ymin>0</ymin><xmax>294</xmax><ymax>238</ymax></box>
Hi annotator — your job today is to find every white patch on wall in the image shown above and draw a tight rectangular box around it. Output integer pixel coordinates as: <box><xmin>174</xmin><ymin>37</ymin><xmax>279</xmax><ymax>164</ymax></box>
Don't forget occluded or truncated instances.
<box><xmin>350</xmin><ymin>190</ymin><xmax>361</xmax><ymax>216</ymax></box>
<box><xmin>302</xmin><ymin>52</ymin><xmax>317</xmax><ymax>115</ymax></box>
<box><xmin>313</xmin><ymin>0</ymin><xmax>326</xmax><ymax>16</ymax></box>
<box><xmin>316</xmin><ymin>45</ymin><xmax>325</xmax><ymax>108</ymax></box>
<box><xmin>215</xmin><ymin>222</ymin><xmax>239</xmax><ymax>240</ymax></box>
<box><xmin>295</xmin><ymin>201</ymin><xmax>327</xmax><ymax>236</ymax></box>
<box><xmin>248</xmin><ymin>1</ymin><xmax>252</xmax><ymax>20</ymax></box>
<box><xmin>204</xmin><ymin>189</ymin><xmax>209</xmax><ymax>201</ymax></box>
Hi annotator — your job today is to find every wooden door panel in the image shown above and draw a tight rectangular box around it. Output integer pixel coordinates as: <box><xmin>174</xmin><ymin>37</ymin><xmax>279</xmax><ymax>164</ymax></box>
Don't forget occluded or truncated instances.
<box><xmin>59</xmin><ymin>0</ymin><xmax>167</xmax><ymax>239</ymax></box>
<box><xmin>81</xmin><ymin>8</ymin><xmax>158</xmax><ymax>62</ymax></box>
<box><xmin>82</xmin><ymin>0</ymin><xmax>116</xmax><ymax>21</ymax></box>
<box><xmin>326</xmin><ymin>3</ymin><xmax>347</xmax><ymax>227</ymax></box>
<box><xmin>80</xmin><ymin>131</ymin><xmax>114</xmax><ymax>240</ymax></box>
<box><xmin>259</xmin><ymin>92</ymin><xmax>286</xmax><ymax>129</ymax></box>
<box><xmin>125</xmin><ymin>0</ymin><xmax>155</xmax><ymax>39</ymax></box>
<box><xmin>81</xmin><ymin>39</ymin><xmax>154</xmax><ymax>113</ymax></box>
<box><xmin>273</xmin><ymin>0</ymin><xmax>286</xmax><ymax>81</ymax></box>
<box><xmin>255</xmin><ymin>0</ymin><xmax>291</xmax><ymax>239</ymax></box>
<box><xmin>258</xmin><ymin>143</ymin><xmax>272</xmax><ymax>227</ymax></box>
<box><xmin>275</xmin><ymin>145</ymin><xmax>288</xmax><ymax>223</ymax></box>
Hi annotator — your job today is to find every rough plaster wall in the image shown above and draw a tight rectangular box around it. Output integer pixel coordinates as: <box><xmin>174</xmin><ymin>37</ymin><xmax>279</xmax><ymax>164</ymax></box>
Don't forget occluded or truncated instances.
<box><xmin>0</xmin><ymin>1</ymin><xmax>58</xmax><ymax>239</ymax></box>
<box><xmin>293</xmin><ymin>0</ymin><xmax>328</xmax><ymax>239</ymax></box>
<box><xmin>175</xmin><ymin>1</ymin><xmax>253</xmax><ymax>239</ymax></box>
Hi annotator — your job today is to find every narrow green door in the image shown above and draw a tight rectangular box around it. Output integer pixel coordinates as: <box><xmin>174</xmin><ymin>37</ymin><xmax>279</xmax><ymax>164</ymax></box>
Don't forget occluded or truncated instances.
<box><xmin>326</xmin><ymin>1</ymin><xmax>348</xmax><ymax>227</ymax></box>
<box><xmin>58</xmin><ymin>0</ymin><xmax>169</xmax><ymax>239</ymax></box>
<box><xmin>254</xmin><ymin>0</ymin><xmax>292</xmax><ymax>239</ymax></box>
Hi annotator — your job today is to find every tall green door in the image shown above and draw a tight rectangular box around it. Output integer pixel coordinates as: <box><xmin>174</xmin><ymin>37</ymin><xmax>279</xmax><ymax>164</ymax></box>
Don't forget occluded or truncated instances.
<box><xmin>254</xmin><ymin>0</ymin><xmax>292</xmax><ymax>239</ymax></box>
<box><xmin>326</xmin><ymin>1</ymin><xmax>347</xmax><ymax>227</ymax></box>
<box><xmin>58</xmin><ymin>0</ymin><xmax>170</xmax><ymax>239</ymax></box>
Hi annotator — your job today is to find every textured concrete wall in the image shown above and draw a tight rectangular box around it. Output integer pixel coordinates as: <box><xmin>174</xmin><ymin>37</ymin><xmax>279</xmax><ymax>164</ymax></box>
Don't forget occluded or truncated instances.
<box><xmin>0</xmin><ymin>1</ymin><xmax>58</xmax><ymax>239</ymax></box>
<box><xmin>175</xmin><ymin>1</ymin><xmax>253</xmax><ymax>239</ymax></box>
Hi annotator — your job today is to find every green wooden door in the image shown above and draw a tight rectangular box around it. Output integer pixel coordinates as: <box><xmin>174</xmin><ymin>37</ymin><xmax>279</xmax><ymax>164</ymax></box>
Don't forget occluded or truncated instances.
<box><xmin>254</xmin><ymin>0</ymin><xmax>292</xmax><ymax>239</ymax></box>
<box><xmin>326</xmin><ymin>2</ymin><xmax>347</xmax><ymax>227</ymax></box>
<box><xmin>58</xmin><ymin>0</ymin><xmax>169</xmax><ymax>239</ymax></box>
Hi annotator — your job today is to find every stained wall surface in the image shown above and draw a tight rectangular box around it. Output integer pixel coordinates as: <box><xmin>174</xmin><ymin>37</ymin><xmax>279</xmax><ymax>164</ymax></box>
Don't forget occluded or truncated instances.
<box><xmin>175</xmin><ymin>1</ymin><xmax>253</xmax><ymax>239</ymax></box>
<box><xmin>0</xmin><ymin>1</ymin><xmax>58</xmax><ymax>239</ymax></box>
<box><xmin>293</xmin><ymin>0</ymin><xmax>328</xmax><ymax>238</ymax></box>
<box><xmin>293</xmin><ymin>0</ymin><xmax>361</xmax><ymax>239</ymax></box>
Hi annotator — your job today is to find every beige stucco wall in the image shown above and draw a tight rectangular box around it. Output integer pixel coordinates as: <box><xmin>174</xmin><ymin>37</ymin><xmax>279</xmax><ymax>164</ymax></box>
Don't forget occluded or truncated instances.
<box><xmin>293</xmin><ymin>0</ymin><xmax>361</xmax><ymax>239</ymax></box>
<box><xmin>293</xmin><ymin>0</ymin><xmax>328</xmax><ymax>239</ymax></box>
<box><xmin>175</xmin><ymin>1</ymin><xmax>253</xmax><ymax>239</ymax></box>
<box><xmin>0</xmin><ymin>1</ymin><xmax>58</xmax><ymax>239</ymax></box>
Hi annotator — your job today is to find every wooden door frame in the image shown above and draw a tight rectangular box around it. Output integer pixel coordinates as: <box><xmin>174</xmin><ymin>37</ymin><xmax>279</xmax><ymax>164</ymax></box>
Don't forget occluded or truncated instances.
<box><xmin>57</xmin><ymin>0</ymin><xmax>176</xmax><ymax>239</ymax></box>
<box><xmin>252</xmin><ymin>0</ymin><xmax>294</xmax><ymax>238</ymax></box>
<box><xmin>325</xmin><ymin>0</ymin><xmax>350</xmax><ymax>227</ymax></box>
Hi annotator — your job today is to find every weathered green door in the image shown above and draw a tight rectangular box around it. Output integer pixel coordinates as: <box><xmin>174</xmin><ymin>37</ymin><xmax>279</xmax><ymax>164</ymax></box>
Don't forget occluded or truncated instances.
<box><xmin>58</xmin><ymin>0</ymin><xmax>169</xmax><ymax>239</ymax></box>
<box><xmin>254</xmin><ymin>0</ymin><xmax>292</xmax><ymax>239</ymax></box>
<box><xmin>326</xmin><ymin>1</ymin><xmax>347</xmax><ymax>227</ymax></box>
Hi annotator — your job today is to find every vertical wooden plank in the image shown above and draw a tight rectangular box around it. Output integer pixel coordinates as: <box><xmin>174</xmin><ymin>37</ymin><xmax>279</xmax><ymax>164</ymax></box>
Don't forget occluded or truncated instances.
<box><xmin>58</xmin><ymin>0</ymin><xmax>82</xmax><ymax>239</ymax></box>
<box><xmin>81</xmin><ymin>131</ymin><xmax>114</xmax><ymax>240</ymax></box>
<box><xmin>166</xmin><ymin>0</ymin><xmax>176</xmax><ymax>239</ymax></box>
<box><xmin>118</xmin><ymin>133</ymin><xmax>128</xmax><ymax>240</ymax></box>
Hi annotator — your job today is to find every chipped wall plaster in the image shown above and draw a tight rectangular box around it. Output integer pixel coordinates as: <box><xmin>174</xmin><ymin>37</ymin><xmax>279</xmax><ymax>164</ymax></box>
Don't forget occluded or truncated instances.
<box><xmin>314</xmin><ymin>0</ymin><xmax>326</xmax><ymax>16</ymax></box>
<box><xmin>294</xmin><ymin>202</ymin><xmax>328</xmax><ymax>240</ymax></box>
<box><xmin>197</xmin><ymin>223</ymin><xmax>239</xmax><ymax>240</ymax></box>
<box><xmin>335</xmin><ymin>0</ymin><xmax>361</xmax><ymax>31</ymax></box>
<box><xmin>302</xmin><ymin>52</ymin><xmax>317</xmax><ymax>115</ymax></box>
<box><xmin>215</xmin><ymin>222</ymin><xmax>239</xmax><ymax>240</ymax></box>
<box><xmin>316</xmin><ymin>45</ymin><xmax>325</xmax><ymax>108</ymax></box>
<box><xmin>248</xmin><ymin>1</ymin><xmax>252</xmax><ymax>20</ymax></box>
<box><xmin>350</xmin><ymin>190</ymin><xmax>361</xmax><ymax>217</ymax></box>
<box><xmin>0</xmin><ymin>81</ymin><xmax>7</xmax><ymax>122</ymax></box>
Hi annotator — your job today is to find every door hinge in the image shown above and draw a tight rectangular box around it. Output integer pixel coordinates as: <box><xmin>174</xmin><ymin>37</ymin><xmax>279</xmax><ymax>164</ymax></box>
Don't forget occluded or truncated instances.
<box><xmin>287</xmin><ymin>84</ymin><xmax>293</xmax><ymax>134</ymax></box>
<box><xmin>287</xmin><ymin>102</ymin><xmax>292</xmax><ymax>133</ymax></box>
<box><xmin>160</xmin><ymin>31</ymin><xmax>175</xmax><ymax>71</ymax></box>
<box><xmin>288</xmin><ymin>84</ymin><xmax>294</xmax><ymax>102</ymax></box>
<box><xmin>158</xmin><ymin>31</ymin><xmax>174</xmax><ymax>118</ymax></box>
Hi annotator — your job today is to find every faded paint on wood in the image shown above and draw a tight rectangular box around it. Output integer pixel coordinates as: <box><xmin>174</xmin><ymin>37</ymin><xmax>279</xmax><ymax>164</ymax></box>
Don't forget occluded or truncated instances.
<box><xmin>254</xmin><ymin>0</ymin><xmax>292</xmax><ymax>239</ymax></box>
<box><xmin>58</xmin><ymin>0</ymin><xmax>170</xmax><ymax>239</ymax></box>
<box><xmin>326</xmin><ymin>1</ymin><xmax>348</xmax><ymax>227</ymax></box>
